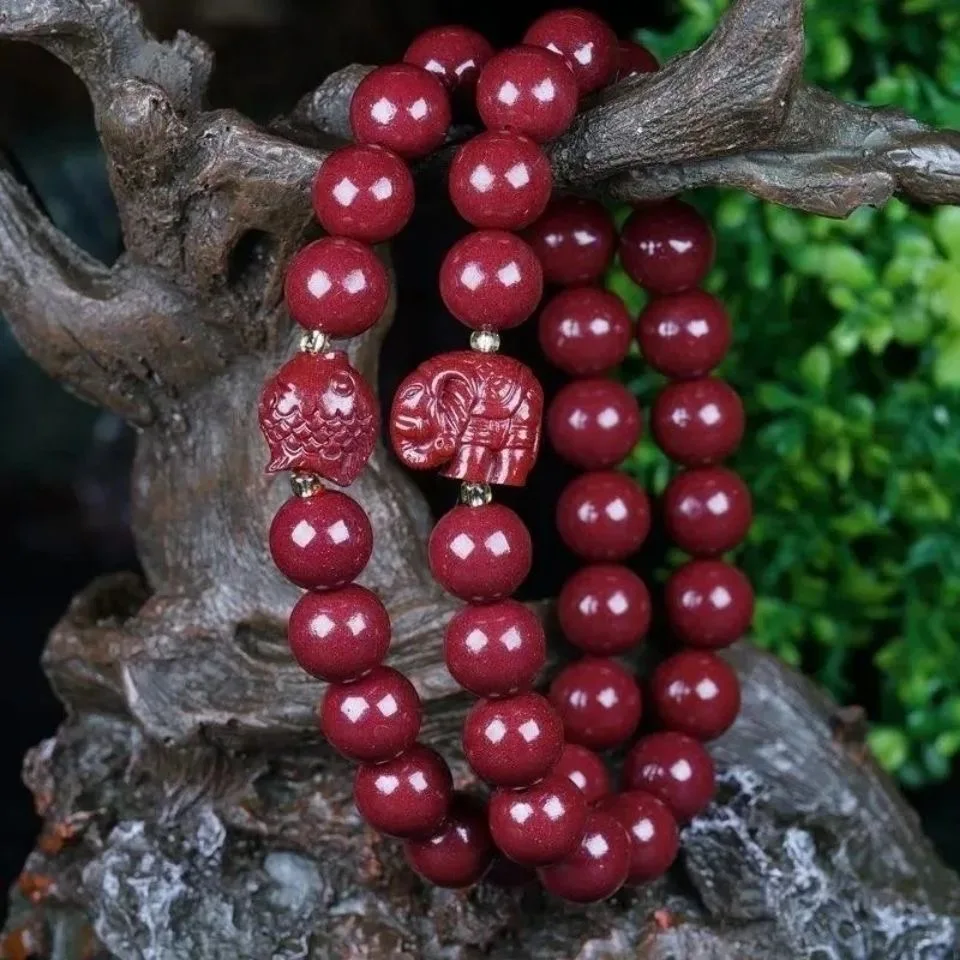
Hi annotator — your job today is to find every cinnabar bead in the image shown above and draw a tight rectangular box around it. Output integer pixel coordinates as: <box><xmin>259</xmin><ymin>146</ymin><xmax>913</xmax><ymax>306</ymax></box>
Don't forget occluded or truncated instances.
<box><xmin>350</xmin><ymin>63</ymin><xmax>451</xmax><ymax>159</ymax></box>
<box><xmin>439</xmin><ymin>230</ymin><xmax>543</xmax><ymax>330</ymax></box>
<box><xmin>663</xmin><ymin>466</ymin><xmax>752</xmax><ymax>556</ymax></box>
<box><xmin>557</xmin><ymin>564</ymin><xmax>651</xmax><ymax>655</ymax></box>
<box><xmin>538</xmin><ymin>286</ymin><xmax>633</xmax><ymax>376</ymax></box>
<box><xmin>547</xmin><ymin>378</ymin><xmax>642</xmax><ymax>470</ymax></box>
<box><xmin>622</xmin><ymin>732</ymin><xmax>715</xmax><ymax>822</ymax></box>
<box><xmin>524</xmin><ymin>197</ymin><xmax>616</xmax><ymax>286</ymax></box>
<box><xmin>403</xmin><ymin>25</ymin><xmax>494</xmax><ymax>92</ymax></box>
<box><xmin>619</xmin><ymin>200</ymin><xmax>715</xmax><ymax>295</ymax></box>
<box><xmin>319</xmin><ymin>666</ymin><xmax>421</xmax><ymax>763</ymax></box>
<box><xmin>488</xmin><ymin>774</ymin><xmax>587</xmax><ymax>865</ymax></box>
<box><xmin>596</xmin><ymin>790</ymin><xmax>679</xmax><ymax>883</ymax></box>
<box><xmin>666</xmin><ymin>559</ymin><xmax>754</xmax><ymax>648</ymax></box>
<box><xmin>429</xmin><ymin>504</ymin><xmax>532</xmax><ymax>602</ymax></box>
<box><xmin>462</xmin><ymin>692</ymin><xmax>563</xmax><ymax>787</ymax></box>
<box><xmin>651</xmin><ymin>650</ymin><xmax>741</xmax><ymax>741</ymax></box>
<box><xmin>284</xmin><ymin>238</ymin><xmax>389</xmax><ymax>337</ymax></box>
<box><xmin>354</xmin><ymin>743</ymin><xmax>452</xmax><ymax>838</ymax></box>
<box><xmin>404</xmin><ymin>792</ymin><xmax>494</xmax><ymax>888</ymax></box>
<box><xmin>617</xmin><ymin>40</ymin><xmax>659</xmax><ymax>79</ymax></box>
<box><xmin>444</xmin><ymin>600</ymin><xmax>546</xmax><ymax>697</ymax></box>
<box><xmin>554</xmin><ymin>742</ymin><xmax>612</xmax><ymax>805</ymax></box>
<box><xmin>523</xmin><ymin>9</ymin><xmax>618</xmax><ymax>95</ymax></box>
<box><xmin>636</xmin><ymin>290</ymin><xmax>731</xmax><ymax>379</ymax></box>
<box><xmin>549</xmin><ymin>657</ymin><xmax>642</xmax><ymax>751</ymax></box>
<box><xmin>449</xmin><ymin>131</ymin><xmax>552</xmax><ymax>230</ymax></box>
<box><xmin>288</xmin><ymin>585</ymin><xmax>390</xmax><ymax>682</ymax></box>
<box><xmin>269</xmin><ymin>492</ymin><xmax>373</xmax><ymax>590</ymax></box>
<box><xmin>476</xmin><ymin>45</ymin><xmax>578</xmax><ymax>143</ymax></box>
<box><xmin>537</xmin><ymin>810</ymin><xmax>631</xmax><ymax>903</ymax></box>
<box><xmin>556</xmin><ymin>471</ymin><xmax>651</xmax><ymax>562</ymax></box>
<box><xmin>652</xmin><ymin>378</ymin><xmax>744</xmax><ymax>466</ymax></box>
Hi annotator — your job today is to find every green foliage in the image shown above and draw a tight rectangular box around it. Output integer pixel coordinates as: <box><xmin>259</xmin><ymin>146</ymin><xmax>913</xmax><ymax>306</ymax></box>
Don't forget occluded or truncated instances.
<box><xmin>617</xmin><ymin>0</ymin><xmax>960</xmax><ymax>787</ymax></box>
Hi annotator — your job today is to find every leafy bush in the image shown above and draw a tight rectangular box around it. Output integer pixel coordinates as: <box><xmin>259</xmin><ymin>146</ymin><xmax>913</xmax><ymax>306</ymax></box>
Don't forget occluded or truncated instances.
<box><xmin>615</xmin><ymin>0</ymin><xmax>960</xmax><ymax>786</ymax></box>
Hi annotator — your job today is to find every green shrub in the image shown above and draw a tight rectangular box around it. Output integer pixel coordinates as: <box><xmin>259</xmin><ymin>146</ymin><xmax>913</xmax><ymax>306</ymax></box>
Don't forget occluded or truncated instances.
<box><xmin>616</xmin><ymin>0</ymin><xmax>960</xmax><ymax>787</ymax></box>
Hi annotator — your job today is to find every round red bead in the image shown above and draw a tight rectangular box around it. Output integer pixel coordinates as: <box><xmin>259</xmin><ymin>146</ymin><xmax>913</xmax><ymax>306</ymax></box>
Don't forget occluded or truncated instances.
<box><xmin>284</xmin><ymin>238</ymin><xmax>389</xmax><ymax>337</ymax></box>
<box><xmin>538</xmin><ymin>286</ymin><xmax>633</xmax><ymax>376</ymax></box>
<box><xmin>651</xmin><ymin>650</ymin><xmax>741</xmax><ymax>741</ymax></box>
<box><xmin>523</xmin><ymin>9</ymin><xmax>618</xmax><ymax>95</ymax></box>
<box><xmin>462</xmin><ymin>692</ymin><xmax>563</xmax><ymax>787</ymax></box>
<box><xmin>269</xmin><ymin>492</ymin><xmax>373</xmax><ymax>590</ymax></box>
<box><xmin>622</xmin><ymin>732</ymin><xmax>715</xmax><ymax>822</ymax></box>
<box><xmin>403</xmin><ymin>25</ymin><xmax>494</xmax><ymax>92</ymax></box>
<box><xmin>354</xmin><ymin>743</ymin><xmax>452</xmax><ymax>838</ymax></box>
<box><xmin>404</xmin><ymin>792</ymin><xmax>494</xmax><ymax>888</ymax></box>
<box><xmin>554</xmin><ymin>742</ymin><xmax>612</xmax><ymax>805</ymax></box>
<box><xmin>557</xmin><ymin>564</ymin><xmax>651</xmax><ymax>655</ymax></box>
<box><xmin>652</xmin><ymin>378</ymin><xmax>744</xmax><ymax>466</ymax></box>
<box><xmin>596</xmin><ymin>790</ymin><xmax>679</xmax><ymax>883</ymax></box>
<box><xmin>444</xmin><ymin>600</ymin><xmax>546</xmax><ymax>697</ymax></box>
<box><xmin>476</xmin><ymin>45</ymin><xmax>579</xmax><ymax>143</ymax></box>
<box><xmin>666</xmin><ymin>559</ymin><xmax>754</xmax><ymax>648</ymax></box>
<box><xmin>547</xmin><ymin>378</ymin><xmax>642</xmax><ymax>470</ymax></box>
<box><xmin>663</xmin><ymin>466</ymin><xmax>752</xmax><ymax>556</ymax></box>
<box><xmin>549</xmin><ymin>657</ymin><xmax>642</xmax><ymax>751</ymax></box>
<box><xmin>439</xmin><ymin>230</ymin><xmax>543</xmax><ymax>330</ymax></box>
<box><xmin>488</xmin><ymin>774</ymin><xmax>587</xmax><ymax>865</ymax></box>
<box><xmin>556</xmin><ymin>471</ymin><xmax>651</xmax><ymax>561</ymax></box>
<box><xmin>312</xmin><ymin>144</ymin><xmax>414</xmax><ymax>244</ymax></box>
<box><xmin>636</xmin><ymin>290</ymin><xmax>731</xmax><ymax>379</ymax></box>
<box><xmin>429</xmin><ymin>504</ymin><xmax>532</xmax><ymax>602</ymax></box>
<box><xmin>617</xmin><ymin>40</ymin><xmax>659</xmax><ymax>79</ymax></box>
<box><xmin>449</xmin><ymin>131</ymin><xmax>552</xmax><ymax>230</ymax></box>
<box><xmin>619</xmin><ymin>200</ymin><xmax>715</xmax><ymax>295</ymax></box>
<box><xmin>524</xmin><ymin>197</ymin><xmax>616</xmax><ymax>285</ymax></box>
<box><xmin>287</xmin><ymin>585</ymin><xmax>390</xmax><ymax>682</ymax></box>
<box><xmin>350</xmin><ymin>63</ymin><xmax>451</xmax><ymax>159</ymax></box>
<box><xmin>318</xmin><ymin>666</ymin><xmax>421</xmax><ymax>763</ymax></box>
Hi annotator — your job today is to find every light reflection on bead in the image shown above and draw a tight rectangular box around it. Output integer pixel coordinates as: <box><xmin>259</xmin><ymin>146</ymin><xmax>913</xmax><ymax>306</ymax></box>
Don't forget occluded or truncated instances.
<box><xmin>469</xmin><ymin>329</ymin><xmax>501</xmax><ymax>353</ymax></box>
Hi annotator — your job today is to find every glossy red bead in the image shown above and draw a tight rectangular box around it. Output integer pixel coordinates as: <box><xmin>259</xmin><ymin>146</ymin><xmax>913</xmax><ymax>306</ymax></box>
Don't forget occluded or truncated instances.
<box><xmin>538</xmin><ymin>810</ymin><xmax>631</xmax><ymax>902</ymax></box>
<box><xmin>429</xmin><ymin>504</ymin><xmax>532</xmax><ymax>602</ymax></box>
<box><xmin>622</xmin><ymin>732</ymin><xmax>715</xmax><ymax>823</ymax></box>
<box><xmin>547</xmin><ymin>378</ymin><xmax>642</xmax><ymax>470</ymax></box>
<box><xmin>312</xmin><ymin>144</ymin><xmax>414</xmax><ymax>244</ymax></box>
<box><xmin>556</xmin><ymin>471</ymin><xmax>651</xmax><ymax>561</ymax></box>
<box><xmin>636</xmin><ymin>290</ymin><xmax>731</xmax><ymax>379</ymax></box>
<box><xmin>449</xmin><ymin>131</ymin><xmax>552</xmax><ymax>230</ymax></box>
<box><xmin>651</xmin><ymin>650</ymin><xmax>741</xmax><ymax>741</ymax></box>
<box><xmin>488</xmin><ymin>774</ymin><xmax>587</xmax><ymax>865</ymax></box>
<box><xmin>403</xmin><ymin>25</ymin><xmax>494</xmax><ymax>92</ymax></box>
<box><xmin>549</xmin><ymin>657</ymin><xmax>642</xmax><ymax>751</ymax></box>
<box><xmin>596</xmin><ymin>790</ymin><xmax>679</xmax><ymax>883</ymax></box>
<box><xmin>318</xmin><ymin>666</ymin><xmax>421</xmax><ymax>763</ymax></box>
<box><xmin>617</xmin><ymin>41</ymin><xmax>658</xmax><ymax>79</ymax></box>
<box><xmin>666</xmin><ymin>559</ymin><xmax>754</xmax><ymax>648</ymax></box>
<box><xmin>663</xmin><ymin>466</ymin><xmax>752</xmax><ymax>556</ymax></box>
<box><xmin>354</xmin><ymin>743</ymin><xmax>452</xmax><ymax>838</ymax></box>
<box><xmin>350</xmin><ymin>63</ymin><xmax>451</xmax><ymax>159</ymax></box>
<box><xmin>439</xmin><ymin>230</ymin><xmax>543</xmax><ymax>331</ymax></box>
<box><xmin>287</xmin><ymin>585</ymin><xmax>390</xmax><ymax>682</ymax></box>
<box><xmin>557</xmin><ymin>564</ymin><xmax>651</xmax><ymax>655</ymax></box>
<box><xmin>524</xmin><ymin>197</ymin><xmax>616</xmax><ymax>286</ymax></box>
<box><xmin>462</xmin><ymin>692</ymin><xmax>563</xmax><ymax>787</ymax></box>
<box><xmin>284</xmin><ymin>238</ymin><xmax>389</xmax><ymax>337</ymax></box>
<box><xmin>523</xmin><ymin>9</ymin><xmax>618</xmax><ymax>95</ymax></box>
<box><xmin>476</xmin><ymin>45</ymin><xmax>579</xmax><ymax>143</ymax></box>
<box><xmin>619</xmin><ymin>200</ymin><xmax>715</xmax><ymax>295</ymax></box>
<box><xmin>538</xmin><ymin>286</ymin><xmax>633</xmax><ymax>376</ymax></box>
<box><xmin>269</xmin><ymin>491</ymin><xmax>373</xmax><ymax>590</ymax></box>
<box><xmin>652</xmin><ymin>378</ymin><xmax>744</xmax><ymax>466</ymax></box>
<box><xmin>554</xmin><ymin>742</ymin><xmax>612</xmax><ymax>805</ymax></box>
<box><xmin>404</xmin><ymin>792</ymin><xmax>494</xmax><ymax>888</ymax></box>
<box><xmin>444</xmin><ymin>600</ymin><xmax>546</xmax><ymax>697</ymax></box>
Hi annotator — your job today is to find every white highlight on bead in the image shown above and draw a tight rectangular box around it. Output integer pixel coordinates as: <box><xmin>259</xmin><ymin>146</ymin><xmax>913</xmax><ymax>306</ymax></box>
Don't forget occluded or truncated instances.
<box><xmin>518</xmin><ymin>719</ymin><xmax>540</xmax><ymax>743</ymax></box>
<box><xmin>543</xmin><ymin>795</ymin><xmax>565</xmax><ymax>820</ymax></box>
<box><xmin>346</xmin><ymin>612</ymin><xmax>366</xmax><ymax>636</ymax></box>
<box><xmin>500</xmin><ymin>627</ymin><xmax>522</xmax><ymax>652</ymax></box>
<box><xmin>707</xmin><ymin>492</ymin><xmax>730</xmax><ymax>515</ymax></box>
<box><xmin>688</xmin><ymin>319</ymin><xmax>710</xmax><ymax>338</ymax></box>
<box><xmin>470</xmin><ymin>164</ymin><xmax>495</xmax><ymax>193</ymax></box>
<box><xmin>574</xmin><ymin>43</ymin><xmax>595</xmax><ymax>66</ymax></box>
<box><xmin>343</xmin><ymin>269</ymin><xmax>367</xmax><ymax>294</ymax></box>
<box><xmin>597</xmin><ymin>685</ymin><xmax>618</xmax><ymax>709</ymax></box>
<box><xmin>670</xmin><ymin>759</ymin><xmax>693</xmax><ymax>782</ymax></box>
<box><xmin>408</xmin><ymin>97</ymin><xmax>428</xmax><ymax>120</ymax></box>
<box><xmin>608</xmin><ymin>591</ymin><xmax>629</xmax><ymax>616</ymax></box>
<box><xmin>327</xmin><ymin>520</ymin><xmax>350</xmax><ymax>545</ymax></box>
<box><xmin>375</xmin><ymin>774</ymin><xmax>400</xmax><ymax>795</ymax></box>
<box><xmin>307</xmin><ymin>269</ymin><xmax>332</xmax><ymax>299</ymax></box>
<box><xmin>377</xmin><ymin>694</ymin><xmax>399</xmax><ymax>717</ymax></box>
<box><xmin>510</xmin><ymin>802</ymin><xmax>534</xmax><ymax>824</ymax></box>
<box><xmin>333</xmin><ymin>177</ymin><xmax>359</xmax><ymax>207</ymax></box>
<box><xmin>466</xmin><ymin>629</ymin><xmax>488</xmax><ymax>653</ymax></box>
<box><xmin>584</xmin><ymin>832</ymin><xmax>610</xmax><ymax>858</ymax></box>
<box><xmin>341</xmin><ymin>696</ymin><xmax>369</xmax><ymax>723</ymax></box>
<box><xmin>485</xmin><ymin>718</ymin><xmax>508</xmax><ymax>744</ymax></box>
<box><xmin>370</xmin><ymin>176</ymin><xmax>394</xmax><ymax>201</ymax></box>
<box><xmin>291</xmin><ymin>520</ymin><xmax>317</xmax><ymax>548</ymax></box>
<box><xmin>632</xmin><ymin>818</ymin><xmax>655</xmax><ymax>842</ymax></box>
<box><xmin>485</xmin><ymin>531</ymin><xmax>510</xmax><ymax>557</ymax></box>
<box><xmin>498</xmin><ymin>81</ymin><xmax>520</xmax><ymax>106</ymax></box>
<box><xmin>497</xmin><ymin>261</ymin><xmax>522</xmax><ymax>287</ymax></box>
<box><xmin>409</xmin><ymin>772</ymin><xmax>428</xmax><ymax>792</ymax></box>
<box><xmin>589</xmin><ymin>318</ymin><xmax>611</xmax><ymax>335</ymax></box>
<box><xmin>696</xmin><ymin>678</ymin><xmax>720</xmax><ymax>700</ymax></box>
<box><xmin>505</xmin><ymin>163</ymin><xmax>531</xmax><ymax>189</ymax></box>
<box><xmin>460</xmin><ymin>263</ymin><xmax>485</xmax><ymax>291</ymax></box>
<box><xmin>669</xmin><ymin>238</ymin><xmax>694</xmax><ymax>254</ymax></box>
<box><xmin>605</xmin><ymin>497</ymin><xmax>628</xmax><ymax>522</ymax></box>
<box><xmin>311</xmin><ymin>614</ymin><xmax>336</xmax><ymax>638</ymax></box>
<box><xmin>450</xmin><ymin>533</ymin><xmax>476</xmax><ymax>559</ymax></box>
<box><xmin>700</xmin><ymin>402</ymin><xmax>722</xmax><ymax>426</ymax></box>
<box><xmin>597</xmin><ymin>406</ymin><xmax>620</xmax><ymax>430</ymax></box>
<box><xmin>710</xmin><ymin>586</ymin><xmax>732</xmax><ymax>609</ymax></box>
<box><xmin>532</xmin><ymin>78</ymin><xmax>556</xmax><ymax>103</ymax></box>
<box><xmin>572</xmin><ymin>229</ymin><xmax>595</xmax><ymax>247</ymax></box>
<box><xmin>371</xmin><ymin>97</ymin><xmax>397</xmax><ymax>125</ymax></box>
<box><xmin>570</xmin><ymin>771</ymin><xmax>587</xmax><ymax>789</ymax></box>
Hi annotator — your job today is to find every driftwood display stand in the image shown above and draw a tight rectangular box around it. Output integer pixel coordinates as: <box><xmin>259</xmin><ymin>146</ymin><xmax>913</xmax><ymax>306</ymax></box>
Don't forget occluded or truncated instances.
<box><xmin>2</xmin><ymin>0</ymin><xmax>960</xmax><ymax>956</ymax></box>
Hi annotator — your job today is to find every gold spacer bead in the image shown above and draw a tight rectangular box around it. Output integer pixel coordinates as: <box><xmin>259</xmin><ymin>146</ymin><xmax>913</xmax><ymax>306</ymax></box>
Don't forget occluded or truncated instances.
<box><xmin>460</xmin><ymin>482</ymin><xmax>493</xmax><ymax>508</ymax></box>
<box><xmin>469</xmin><ymin>329</ymin><xmax>501</xmax><ymax>354</ymax></box>
<box><xmin>290</xmin><ymin>472</ymin><xmax>324</xmax><ymax>498</ymax></box>
<box><xmin>299</xmin><ymin>330</ymin><xmax>331</xmax><ymax>354</ymax></box>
